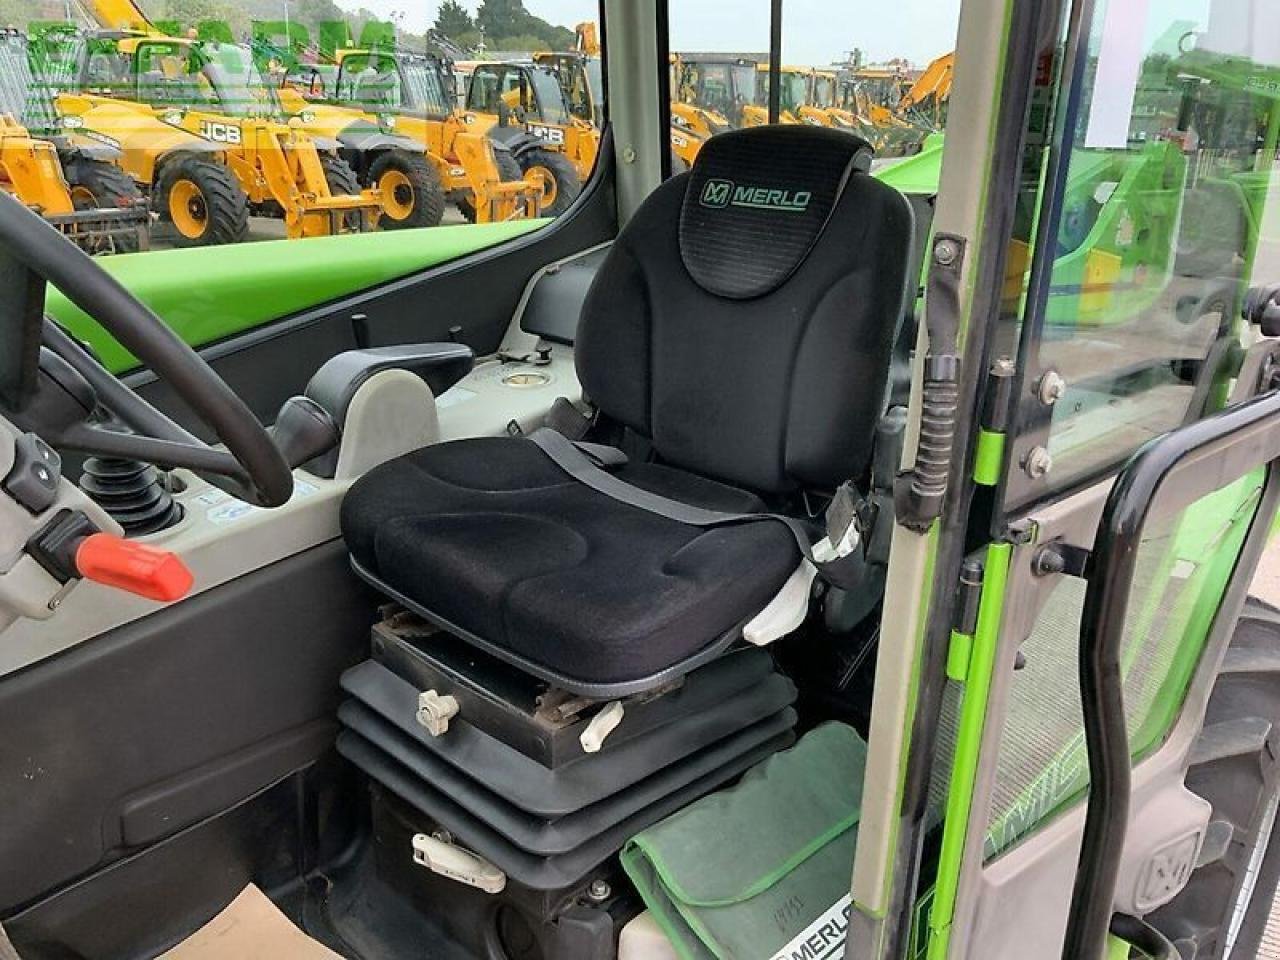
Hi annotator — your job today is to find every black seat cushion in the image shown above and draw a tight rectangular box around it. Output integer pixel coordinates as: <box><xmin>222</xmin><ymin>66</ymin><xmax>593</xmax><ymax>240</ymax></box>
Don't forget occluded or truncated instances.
<box><xmin>342</xmin><ymin>437</ymin><xmax>799</xmax><ymax>688</ymax></box>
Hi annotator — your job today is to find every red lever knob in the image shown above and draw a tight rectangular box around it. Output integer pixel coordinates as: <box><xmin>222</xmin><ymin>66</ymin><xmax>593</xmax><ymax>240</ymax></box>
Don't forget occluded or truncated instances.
<box><xmin>74</xmin><ymin>533</ymin><xmax>194</xmax><ymax>603</ymax></box>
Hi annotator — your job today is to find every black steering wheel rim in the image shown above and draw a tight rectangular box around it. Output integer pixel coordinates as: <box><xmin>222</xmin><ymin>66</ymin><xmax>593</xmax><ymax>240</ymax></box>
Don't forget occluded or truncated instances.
<box><xmin>0</xmin><ymin>192</ymin><xmax>294</xmax><ymax>508</ymax></box>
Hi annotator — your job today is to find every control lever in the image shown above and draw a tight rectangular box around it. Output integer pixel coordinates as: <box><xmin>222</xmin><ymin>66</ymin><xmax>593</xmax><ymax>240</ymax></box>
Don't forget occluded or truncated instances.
<box><xmin>270</xmin><ymin>396</ymin><xmax>340</xmax><ymax>468</ymax></box>
<box><xmin>26</xmin><ymin>509</ymin><xmax>193</xmax><ymax>602</ymax></box>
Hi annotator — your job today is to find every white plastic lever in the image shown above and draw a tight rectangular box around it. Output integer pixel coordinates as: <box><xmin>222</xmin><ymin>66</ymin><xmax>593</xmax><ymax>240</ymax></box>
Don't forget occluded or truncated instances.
<box><xmin>411</xmin><ymin>833</ymin><xmax>506</xmax><ymax>894</ymax></box>
<box><xmin>416</xmin><ymin>689</ymin><xmax>460</xmax><ymax>737</ymax></box>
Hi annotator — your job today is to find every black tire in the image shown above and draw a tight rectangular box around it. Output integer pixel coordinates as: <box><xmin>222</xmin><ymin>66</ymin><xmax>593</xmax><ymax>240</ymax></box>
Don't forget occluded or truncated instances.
<box><xmin>320</xmin><ymin>154</ymin><xmax>369</xmax><ymax>234</ymax></box>
<box><xmin>155</xmin><ymin>157</ymin><xmax>249</xmax><ymax>247</ymax></box>
<box><xmin>64</xmin><ymin>158</ymin><xmax>147</xmax><ymax>254</ymax></box>
<box><xmin>1148</xmin><ymin>597</ymin><xmax>1280</xmax><ymax>960</ymax></box>
<box><xmin>515</xmin><ymin>147</ymin><xmax>580</xmax><ymax>217</ymax></box>
<box><xmin>456</xmin><ymin>147</ymin><xmax>524</xmax><ymax>224</ymax></box>
<box><xmin>368</xmin><ymin>149</ymin><xmax>445</xmax><ymax>230</ymax></box>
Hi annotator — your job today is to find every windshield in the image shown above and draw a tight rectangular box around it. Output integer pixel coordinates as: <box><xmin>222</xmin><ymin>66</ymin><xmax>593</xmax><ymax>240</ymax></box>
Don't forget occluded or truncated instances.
<box><xmin>0</xmin><ymin>33</ymin><xmax>55</xmax><ymax>132</ymax></box>
<box><xmin>585</xmin><ymin>59</ymin><xmax>603</xmax><ymax>109</ymax></box>
<box><xmin>340</xmin><ymin>52</ymin><xmax>449</xmax><ymax>116</ymax></box>
<box><xmin>399</xmin><ymin>58</ymin><xmax>450</xmax><ymax>115</ymax></box>
<box><xmin>200</xmin><ymin>44</ymin><xmax>278</xmax><ymax>117</ymax></box>
<box><xmin>813</xmin><ymin>75</ymin><xmax>835</xmax><ymax>108</ymax></box>
<box><xmin>732</xmin><ymin>63</ymin><xmax>757</xmax><ymax>104</ymax></box>
<box><xmin>528</xmin><ymin>66</ymin><xmax>570</xmax><ymax>124</ymax></box>
<box><xmin>780</xmin><ymin>71</ymin><xmax>807</xmax><ymax>112</ymax></box>
<box><xmin>135</xmin><ymin>41</ymin><xmax>277</xmax><ymax>117</ymax></box>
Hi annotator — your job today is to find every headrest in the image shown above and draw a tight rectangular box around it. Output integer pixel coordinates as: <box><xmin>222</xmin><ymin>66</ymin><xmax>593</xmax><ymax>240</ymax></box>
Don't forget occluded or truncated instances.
<box><xmin>679</xmin><ymin>125</ymin><xmax>874</xmax><ymax>300</ymax></box>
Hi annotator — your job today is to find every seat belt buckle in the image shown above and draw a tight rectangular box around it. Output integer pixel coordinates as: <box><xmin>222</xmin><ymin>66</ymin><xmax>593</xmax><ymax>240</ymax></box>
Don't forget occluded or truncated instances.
<box><xmin>822</xmin><ymin>482</ymin><xmax>865</xmax><ymax>561</ymax></box>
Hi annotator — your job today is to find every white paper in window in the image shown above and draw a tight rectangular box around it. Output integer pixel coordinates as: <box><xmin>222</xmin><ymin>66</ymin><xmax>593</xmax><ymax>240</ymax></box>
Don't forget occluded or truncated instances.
<box><xmin>1084</xmin><ymin>0</ymin><xmax>1153</xmax><ymax>149</ymax></box>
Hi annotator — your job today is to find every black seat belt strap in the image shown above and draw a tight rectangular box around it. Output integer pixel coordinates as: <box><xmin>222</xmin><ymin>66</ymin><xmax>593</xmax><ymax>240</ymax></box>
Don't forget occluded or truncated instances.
<box><xmin>528</xmin><ymin>427</ymin><xmax>822</xmax><ymax>564</ymax></box>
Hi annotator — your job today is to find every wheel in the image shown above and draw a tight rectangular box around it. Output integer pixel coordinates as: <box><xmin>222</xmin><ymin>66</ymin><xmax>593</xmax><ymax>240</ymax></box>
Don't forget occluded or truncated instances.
<box><xmin>156</xmin><ymin>157</ymin><xmax>249</xmax><ymax>247</ymax></box>
<box><xmin>515</xmin><ymin>147</ymin><xmax>580</xmax><ymax>217</ymax></box>
<box><xmin>368</xmin><ymin>149</ymin><xmax>445</xmax><ymax>230</ymax></box>
<box><xmin>65</xmin><ymin>158</ymin><xmax>146</xmax><ymax>254</ymax></box>
<box><xmin>320</xmin><ymin>154</ymin><xmax>369</xmax><ymax>233</ymax></box>
<box><xmin>1176</xmin><ymin>182</ymin><xmax>1247</xmax><ymax>280</ymax></box>
<box><xmin>1148</xmin><ymin>597</ymin><xmax>1280</xmax><ymax>960</ymax></box>
<box><xmin>456</xmin><ymin>147</ymin><xmax>523</xmax><ymax>223</ymax></box>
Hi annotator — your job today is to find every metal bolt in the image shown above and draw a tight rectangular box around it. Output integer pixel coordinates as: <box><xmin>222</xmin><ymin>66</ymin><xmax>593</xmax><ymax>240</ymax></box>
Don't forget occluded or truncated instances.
<box><xmin>1037</xmin><ymin>370</ymin><xmax>1066</xmax><ymax>406</ymax></box>
<box><xmin>587</xmin><ymin>878</ymin><xmax>611</xmax><ymax>902</ymax></box>
<box><xmin>1023</xmin><ymin>446</ymin><xmax>1053</xmax><ymax>479</ymax></box>
<box><xmin>934</xmin><ymin>238</ymin><xmax>960</xmax><ymax>267</ymax></box>
<box><xmin>991</xmin><ymin>355</ymin><xmax>1016</xmax><ymax>377</ymax></box>
<box><xmin>622</xmin><ymin>145</ymin><xmax>637</xmax><ymax>164</ymax></box>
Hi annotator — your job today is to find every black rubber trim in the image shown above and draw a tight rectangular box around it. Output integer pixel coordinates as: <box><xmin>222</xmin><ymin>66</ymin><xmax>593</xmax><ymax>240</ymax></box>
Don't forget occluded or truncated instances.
<box><xmin>338</xmin><ymin>722</ymin><xmax>795</xmax><ymax>890</ymax></box>
<box><xmin>340</xmin><ymin>700</ymin><xmax>795</xmax><ymax>855</ymax></box>
<box><xmin>1064</xmin><ymin>388</ymin><xmax>1280</xmax><ymax>958</ymax></box>
<box><xmin>339</xmin><ymin>657</ymin><xmax>797</xmax><ymax>816</ymax></box>
<box><xmin>1109</xmin><ymin>913</ymin><xmax>1176</xmax><ymax>959</ymax></box>
<box><xmin>350</xmin><ymin>556</ymin><xmax>755</xmax><ymax>698</ymax></box>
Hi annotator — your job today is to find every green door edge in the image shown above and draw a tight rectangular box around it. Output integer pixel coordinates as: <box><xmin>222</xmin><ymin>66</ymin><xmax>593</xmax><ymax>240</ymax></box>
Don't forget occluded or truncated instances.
<box><xmin>47</xmin><ymin>220</ymin><xmax>549</xmax><ymax>374</ymax></box>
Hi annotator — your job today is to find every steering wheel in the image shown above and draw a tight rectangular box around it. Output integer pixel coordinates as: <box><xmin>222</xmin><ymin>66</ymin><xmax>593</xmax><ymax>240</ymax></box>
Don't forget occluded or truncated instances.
<box><xmin>0</xmin><ymin>192</ymin><xmax>302</xmax><ymax>509</ymax></box>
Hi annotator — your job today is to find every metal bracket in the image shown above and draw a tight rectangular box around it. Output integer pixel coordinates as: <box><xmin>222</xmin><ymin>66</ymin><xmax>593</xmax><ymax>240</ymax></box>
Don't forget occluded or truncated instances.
<box><xmin>1031</xmin><ymin>540</ymin><xmax>1090</xmax><ymax>578</ymax></box>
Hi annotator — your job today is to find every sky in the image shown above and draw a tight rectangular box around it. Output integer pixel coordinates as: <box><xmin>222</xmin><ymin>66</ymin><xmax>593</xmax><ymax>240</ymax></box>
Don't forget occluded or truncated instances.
<box><xmin>338</xmin><ymin>0</ymin><xmax>965</xmax><ymax>66</ymax></box>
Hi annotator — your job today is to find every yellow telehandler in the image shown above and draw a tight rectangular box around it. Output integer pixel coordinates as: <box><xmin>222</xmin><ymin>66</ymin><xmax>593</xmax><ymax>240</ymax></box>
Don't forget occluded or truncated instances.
<box><xmin>456</xmin><ymin>59</ymin><xmax>592</xmax><ymax>216</ymax></box>
<box><xmin>75</xmin><ymin>30</ymin><xmax>383</xmax><ymax>240</ymax></box>
<box><xmin>254</xmin><ymin>26</ymin><xmax>540</xmax><ymax>225</ymax></box>
<box><xmin>0</xmin><ymin>29</ymin><xmax>148</xmax><ymax>252</ymax></box>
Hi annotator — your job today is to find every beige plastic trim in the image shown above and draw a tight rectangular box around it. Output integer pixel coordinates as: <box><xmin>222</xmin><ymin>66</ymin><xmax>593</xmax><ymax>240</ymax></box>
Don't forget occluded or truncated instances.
<box><xmin>602</xmin><ymin>0</ymin><xmax>663</xmax><ymax>223</ymax></box>
<box><xmin>849</xmin><ymin>0</ymin><xmax>1017</xmax><ymax>922</ymax></box>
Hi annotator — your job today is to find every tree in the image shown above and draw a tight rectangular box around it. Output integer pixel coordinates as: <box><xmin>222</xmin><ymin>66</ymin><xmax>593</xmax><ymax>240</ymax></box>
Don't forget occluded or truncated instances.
<box><xmin>434</xmin><ymin>0</ymin><xmax>472</xmax><ymax>39</ymax></box>
<box><xmin>476</xmin><ymin>0</ymin><xmax>528</xmax><ymax>42</ymax></box>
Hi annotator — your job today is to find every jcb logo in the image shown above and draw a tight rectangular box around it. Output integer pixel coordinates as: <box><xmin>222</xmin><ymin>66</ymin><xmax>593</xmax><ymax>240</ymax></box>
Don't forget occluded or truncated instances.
<box><xmin>527</xmin><ymin>123</ymin><xmax>565</xmax><ymax>145</ymax></box>
<box><xmin>700</xmin><ymin>178</ymin><xmax>733</xmax><ymax>208</ymax></box>
<box><xmin>199</xmin><ymin>121</ymin><xmax>242</xmax><ymax>145</ymax></box>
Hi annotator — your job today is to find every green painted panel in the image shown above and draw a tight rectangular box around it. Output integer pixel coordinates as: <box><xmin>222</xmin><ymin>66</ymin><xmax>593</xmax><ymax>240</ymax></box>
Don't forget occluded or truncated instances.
<box><xmin>46</xmin><ymin>220</ymin><xmax>549</xmax><ymax>373</ymax></box>
<box><xmin>927</xmin><ymin>543</ymin><xmax>1012</xmax><ymax>960</ymax></box>
<box><xmin>873</xmin><ymin>135</ymin><xmax>946</xmax><ymax>196</ymax></box>
<box><xmin>972</xmin><ymin>428</ymin><xmax>1006</xmax><ymax>487</ymax></box>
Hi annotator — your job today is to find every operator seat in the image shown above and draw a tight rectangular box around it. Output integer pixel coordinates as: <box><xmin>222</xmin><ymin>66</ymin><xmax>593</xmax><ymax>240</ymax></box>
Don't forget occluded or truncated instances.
<box><xmin>341</xmin><ymin>125</ymin><xmax>914</xmax><ymax>693</ymax></box>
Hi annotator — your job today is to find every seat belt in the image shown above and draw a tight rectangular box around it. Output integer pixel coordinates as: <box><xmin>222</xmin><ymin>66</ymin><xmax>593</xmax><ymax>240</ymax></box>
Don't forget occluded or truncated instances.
<box><xmin>528</xmin><ymin>428</ymin><xmax>872</xmax><ymax>590</ymax></box>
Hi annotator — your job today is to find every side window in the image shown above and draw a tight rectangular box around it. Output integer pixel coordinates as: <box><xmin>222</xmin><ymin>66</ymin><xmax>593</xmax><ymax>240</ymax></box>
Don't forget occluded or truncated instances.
<box><xmin>1003</xmin><ymin>0</ymin><xmax>1280</xmax><ymax>509</ymax></box>
<box><xmin>21</xmin><ymin>1</ymin><xmax>604</xmax><ymax>267</ymax></box>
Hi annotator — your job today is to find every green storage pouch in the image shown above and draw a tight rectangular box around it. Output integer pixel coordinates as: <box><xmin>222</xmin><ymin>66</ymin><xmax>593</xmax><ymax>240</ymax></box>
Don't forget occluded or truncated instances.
<box><xmin>621</xmin><ymin>723</ymin><xmax>867</xmax><ymax>960</ymax></box>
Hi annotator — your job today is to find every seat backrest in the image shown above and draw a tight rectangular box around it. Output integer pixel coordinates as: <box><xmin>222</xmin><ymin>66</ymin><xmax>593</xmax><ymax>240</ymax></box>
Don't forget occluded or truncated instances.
<box><xmin>576</xmin><ymin>125</ymin><xmax>915</xmax><ymax>494</ymax></box>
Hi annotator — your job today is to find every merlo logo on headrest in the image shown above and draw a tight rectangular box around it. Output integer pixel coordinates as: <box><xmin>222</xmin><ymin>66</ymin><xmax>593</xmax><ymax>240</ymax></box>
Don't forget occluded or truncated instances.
<box><xmin>699</xmin><ymin>178</ymin><xmax>811</xmax><ymax>213</ymax></box>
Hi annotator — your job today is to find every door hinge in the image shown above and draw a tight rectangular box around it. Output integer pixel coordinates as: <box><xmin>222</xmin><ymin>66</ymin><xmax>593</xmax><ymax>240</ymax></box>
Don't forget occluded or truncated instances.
<box><xmin>946</xmin><ymin>559</ymin><xmax>985</xmax><ymax>682</ymax></box>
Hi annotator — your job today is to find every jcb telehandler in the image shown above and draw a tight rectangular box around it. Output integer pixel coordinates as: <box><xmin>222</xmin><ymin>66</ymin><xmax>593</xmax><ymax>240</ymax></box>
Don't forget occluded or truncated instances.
<box><xmin>3</xmin><ymin>2</ymin><xmax>1280</xmax><ymax>960</ymax></box>
<box><xmin>458</xmin><ymin>59</ymin><xmax>593</xmax><ymax>216</ymax></box>
<box><xmin>67</xmin><ymin>2</ymin><xmax>384</xmax><ymax>241</ymax></box>
<box><xmin>254</xmin><ymin>25</ymin><xmax>540</xmax><ymax>226</ymax></box>
<box><xmin>32</xmin><ymin>25</ymin><xmax>250</xmax><ymax>247</ymax></box>
<box><xmin>0</xmin><ymin>29</ymin><xmax>148</xmax><ymax>253</ymax></box>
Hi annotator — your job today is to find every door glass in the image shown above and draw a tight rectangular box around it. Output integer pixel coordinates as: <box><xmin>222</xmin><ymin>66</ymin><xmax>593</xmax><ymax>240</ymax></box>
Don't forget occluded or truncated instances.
<box><xmin>1006</xmin><ymin>0</ymin><xmax>1280</xmax><ymax>507</ymax></box>
<box><xmin>978</xmin><ymin>470</ymin><xmax>1262</xmax><ymax>859</ymax></box>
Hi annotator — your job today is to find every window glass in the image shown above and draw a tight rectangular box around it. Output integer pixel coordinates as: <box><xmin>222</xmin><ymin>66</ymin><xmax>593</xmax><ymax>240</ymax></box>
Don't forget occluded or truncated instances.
<box><xmin>973</xmin><ymin>471</ymin><xmax>1262</xmax><ymax>859</ymax></box>
<box><xmin>668</xmin><ymin>0</ymin><xmax>961</xmax><ymax>193</ymax></box>
<box><xmin>1006</xmin><ymin>0</ymin><xmax>1280</xmax><ymax>506</ymax></box>
<box><xmin>9</xmin><ymin>0</ymin><xmax>603</xmax><ymax>259</ymax></box>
